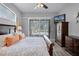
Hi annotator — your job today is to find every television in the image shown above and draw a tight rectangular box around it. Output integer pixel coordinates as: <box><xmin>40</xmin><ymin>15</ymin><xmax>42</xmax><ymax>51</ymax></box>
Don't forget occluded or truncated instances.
<box><xmin>54</xmin><ymin>14</ymin><xmax>65</xmax><ymax>23</ymax></box>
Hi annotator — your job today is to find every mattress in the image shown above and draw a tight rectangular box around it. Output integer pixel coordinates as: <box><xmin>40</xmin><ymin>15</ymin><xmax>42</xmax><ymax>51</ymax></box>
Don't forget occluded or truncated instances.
<box><xmin>0</xmin><ymin>36</ymin><xmax>49</xmax><ymax>56</ymax></box>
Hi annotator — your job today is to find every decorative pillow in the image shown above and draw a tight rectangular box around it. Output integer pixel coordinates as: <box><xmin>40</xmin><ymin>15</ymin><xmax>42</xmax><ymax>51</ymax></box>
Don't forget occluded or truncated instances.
<box><xmin>4</xmin><ymin>36</ymin><xmax>14</xmax><ymax>47</ymax></box>
<box><xmin>14</xmin><ymin>35</ymin><xmax>19</xmax><ymax>41</ymax></box>
<box><xmin>0</xmin><ymin>34</ymin><xmax>12</xmax><ymax>48</ymax></box>
<box><xmin>19</xmin><ymin>34</ymin><xmax>23</xmax><ymax>40</ymax></box>
<box><xmin>0</xmin><ymin>35</ymin><xmax>5</xmax><ymax>48</ymax></box>
<box><xmin>19</xmin><ymin>33</ymin><xmax>25</xmax><ymax>40</ymax></box>
<box><xmin>4</xmin><ymin>35</ymin><xmax>19</xmax><ymax>47</ymax></box>
<box><xmin>22</xmin><ymin>33</ymin><xmax>25</xmax><ymax>39</ymax></box>
<box><xmin>15</xmin><ymin>32</ymin><xmax>25</xmax><ymax>40</ymax></box>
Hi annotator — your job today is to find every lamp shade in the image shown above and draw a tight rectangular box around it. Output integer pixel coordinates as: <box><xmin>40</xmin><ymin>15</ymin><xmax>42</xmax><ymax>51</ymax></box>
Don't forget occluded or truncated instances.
<box><xmin>17</xmin><ymin>26</ymin><xmax>22</xmax><ymax>31</ymax></box>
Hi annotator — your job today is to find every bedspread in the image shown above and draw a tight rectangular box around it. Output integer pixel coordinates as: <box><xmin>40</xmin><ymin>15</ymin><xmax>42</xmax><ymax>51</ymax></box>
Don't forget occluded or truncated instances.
<box><xmin>0</xmin><ymin>36</ymin><xmax>49</xmax><ymax>56</ymax></box>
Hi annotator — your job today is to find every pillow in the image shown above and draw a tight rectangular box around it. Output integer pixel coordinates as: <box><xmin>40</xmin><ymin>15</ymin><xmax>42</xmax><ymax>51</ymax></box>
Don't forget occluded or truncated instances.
<box><xmin>22</xmin><ymin>33</ymin><xmax>25</xmax><ymax>39</ymax></box>
<box><xmin>19</xmin><ymin>35</ymin><xmax>23</xmax><ymax>40</ymax></box>
<box><xmin>14</xmin><ymin>34</ymin><xmax>19</xmax><ymax>41</ymax></box>
<box><xmin>0</xmin><ymin>35</ymin><xmax>5</xmax><ymax>48</ymax></box>
<box><xmin>19</xmin><ymin>33</ymin><xmax>25</xmax><ymax>40</ymax></box>
<box><xmin>4</xmin><ymin>35</ymin><xmax>19</xmax><ymax>47</ymax></box>
<box><xmin>4</xmin><ymin>36</ymin><xmax>14</xmax><ymax>47</ymax></box>
<box><xmin>15</xmin><ymin>32</ymin><xmax>25</xmax><ymax>40</ymax></box>
<box><xmin>0</xmin><ymin>34</ymin><xmax>12</xmax><ymax>48</ymax></box>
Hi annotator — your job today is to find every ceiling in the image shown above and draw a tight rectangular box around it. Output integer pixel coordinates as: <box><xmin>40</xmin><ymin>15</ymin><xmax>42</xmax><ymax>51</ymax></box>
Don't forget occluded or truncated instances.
<box><xmin>14</xmin><ymin>3</ymin><xmax>68</xmax><ymax>13</ymax></box>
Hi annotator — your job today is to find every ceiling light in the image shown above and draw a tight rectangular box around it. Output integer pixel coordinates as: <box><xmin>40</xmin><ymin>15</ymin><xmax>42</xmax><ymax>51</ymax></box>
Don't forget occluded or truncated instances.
<box><xmin>35</xmin><ymin>3</ymin><xmax>48</xmax><ymax>9</ymax></box>
<box><xmin>37</xmin><ymin>3</ymin><xmax>43</xmax><ymax>8</ymax></box>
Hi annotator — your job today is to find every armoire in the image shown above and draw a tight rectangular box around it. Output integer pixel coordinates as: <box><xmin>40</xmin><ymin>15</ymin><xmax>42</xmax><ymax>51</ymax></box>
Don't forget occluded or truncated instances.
<box><xmin>55</xmin><ymin>22</ymin><xmax>69</xmax><ymax>47</ymax></box>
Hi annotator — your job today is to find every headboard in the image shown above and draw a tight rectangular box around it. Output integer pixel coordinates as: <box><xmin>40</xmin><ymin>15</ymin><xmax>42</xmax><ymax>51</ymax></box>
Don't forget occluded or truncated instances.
<box><xmin>0</xmin><ymin>24</ymin><xmax>16</xmax><ymax>35</ymax></box>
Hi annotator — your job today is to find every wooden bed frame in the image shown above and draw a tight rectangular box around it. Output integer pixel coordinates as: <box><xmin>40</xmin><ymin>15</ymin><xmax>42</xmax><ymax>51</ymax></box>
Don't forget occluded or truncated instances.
<box><xmin>43</xmin><ymin>35</ymin><xmax>54</xmax><ymax>56</ymax></box>
<box><xmin>0</xmin><ymin>24</ymin><xmax>16</xmax><ymax>35</ymax></box>
<box><xmin>0</xmin><ymin>24</ymin><xmax>53</xmax><ymax>56</ymax></box>
<box><xmin>48</xmin><ymin>43</ymin><xmax>54</xmax><ymax>56</ymax></box>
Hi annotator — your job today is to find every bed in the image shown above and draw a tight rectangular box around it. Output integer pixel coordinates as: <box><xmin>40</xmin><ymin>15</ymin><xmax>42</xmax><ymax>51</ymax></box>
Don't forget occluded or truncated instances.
<box><xmin>0</xmin><ymin>36</ymin><xmax>53</xmax><ymax>56</ymax></box>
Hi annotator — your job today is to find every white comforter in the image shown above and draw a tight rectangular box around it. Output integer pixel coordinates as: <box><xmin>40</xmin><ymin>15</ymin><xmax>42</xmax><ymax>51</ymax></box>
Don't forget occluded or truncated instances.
<box><xmin>0</xmin><ymin>36</ymin><xmax>49</xmax><ymax>56</ymax></box>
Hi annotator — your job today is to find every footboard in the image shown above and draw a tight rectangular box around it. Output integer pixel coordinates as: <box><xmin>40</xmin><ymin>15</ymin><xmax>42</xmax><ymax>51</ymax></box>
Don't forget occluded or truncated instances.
<box><xmin>43</xmin><ymin>35</ymin><xmax>54</xmax><ymax>56</ymax></box>
<box><xmin>49</xmin><ymin>43</ymin><xmax>53</xmax><ymax>56</ymax></box>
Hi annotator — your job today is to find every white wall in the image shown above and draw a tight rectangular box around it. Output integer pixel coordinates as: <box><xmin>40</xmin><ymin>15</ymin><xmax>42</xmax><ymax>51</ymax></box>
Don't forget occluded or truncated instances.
<box><xmin>0</xmin><ymin>3</ymin><xmax>21</xmax><ymax>34</ymax></box>
<box><xmin>21</xmin><ymin>13</ymin><xmax>57</xmax><ymax>42</ymax></box>
<box><xmin>4</xmin><ymin>3</ymin><xmax>22</xmax><ymax>25</ymax></box>
<box><xmin>58</xmin><ymin>3</ymin><xmax>79</xmax><ymax>36</ymax></box>
<box><xmin>0</xmin><ymin>18</ymin><xmax>15</xmax><ymax>25</ymax></box>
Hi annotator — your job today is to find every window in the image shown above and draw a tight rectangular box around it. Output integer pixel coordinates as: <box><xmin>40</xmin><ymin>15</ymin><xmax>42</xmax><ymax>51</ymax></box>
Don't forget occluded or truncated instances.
<box><xmin>29</xmin><ymin>19</ymin><xmax>50</xmax><ymax>37</ymax></box>
<box><xmin>0</xmin><ymin>4</ymin><xmax>16</xmax><ymax>22</ymax></box>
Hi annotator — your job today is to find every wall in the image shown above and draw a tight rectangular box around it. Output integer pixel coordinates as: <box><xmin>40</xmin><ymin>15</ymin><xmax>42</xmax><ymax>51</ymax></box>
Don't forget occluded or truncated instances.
<box><xmin>58</xmin><ymin>3</ymin><xmax>79</xmax><ymax>36</ymax></box>
<box><xmin>0</xmin><ymin>4</ymin><xmax>22</xmax><ymax>47</ymax></box>
<box><xmin>0</xmin><ymin>3</ymin><xmax>21</xmax><ymax>34</ymax></box>
<box><xmin>4</xmin><ymin>3</ymin><xmax>22</xmax><ymax>25</ymax></box>
<box><xmin>0</xmin><ymin>18</ymin><xmax>15</xmax><ymax>25</ymax></box>
<box><xmin>21</xmin><ymin>13</ymin><xmax>57</xmax><ymax>42</ymax></box>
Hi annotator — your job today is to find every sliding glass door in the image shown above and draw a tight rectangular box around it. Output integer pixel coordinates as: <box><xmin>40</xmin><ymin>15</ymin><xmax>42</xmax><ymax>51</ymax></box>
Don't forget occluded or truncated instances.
<box><xmin>29</xmin><ymin>19</ymin><xmax>50</xmax><ymax>37</ymax></box>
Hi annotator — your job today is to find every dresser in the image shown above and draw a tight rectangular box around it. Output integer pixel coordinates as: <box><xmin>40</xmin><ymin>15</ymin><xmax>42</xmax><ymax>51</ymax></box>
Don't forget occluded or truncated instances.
<box><xmin>55</xmin><ymin>22</ymin><xmax>68</xmax><ymax>47</ymax></box>
<box><xmin>65</xmin><ymin>36</ymin><xmax>79</xmax><ymax>56</ymax></box>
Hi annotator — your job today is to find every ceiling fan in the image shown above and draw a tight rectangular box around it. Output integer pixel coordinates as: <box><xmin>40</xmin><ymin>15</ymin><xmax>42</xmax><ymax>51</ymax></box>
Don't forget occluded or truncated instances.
<box><xmin>35</xmin><ymin>3</ymin><xmax>48</xmax><ymax>9</ymax></box>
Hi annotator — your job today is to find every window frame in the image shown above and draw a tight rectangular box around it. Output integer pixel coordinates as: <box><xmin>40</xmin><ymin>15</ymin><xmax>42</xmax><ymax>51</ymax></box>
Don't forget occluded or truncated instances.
<box><xmin>29</xmin><ymin>18</ymin><xmax>50</xmax><ymax>38</ymax></box>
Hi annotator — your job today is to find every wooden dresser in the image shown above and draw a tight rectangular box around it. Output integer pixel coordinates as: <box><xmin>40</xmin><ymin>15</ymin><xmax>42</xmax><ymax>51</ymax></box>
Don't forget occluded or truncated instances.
<box><xmin>65</xmin><ymin>35</ymin><xmax>79</xmax><ymax>56</ymax></box>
